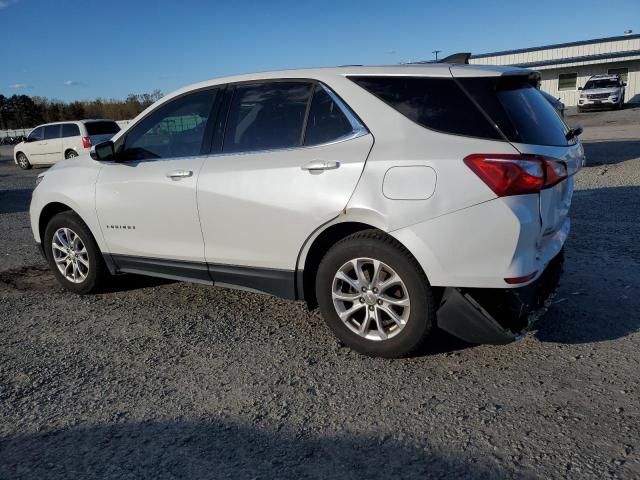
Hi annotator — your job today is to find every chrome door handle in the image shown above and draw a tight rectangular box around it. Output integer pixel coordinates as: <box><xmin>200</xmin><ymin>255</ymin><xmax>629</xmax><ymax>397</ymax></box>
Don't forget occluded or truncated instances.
<box><xmin>301</xmin><ymin>160</ymin><xmax>340</xmax><ymax>171</ymax></box>
<box><xmin>166</xmin><ymin>169</ymin><xmax>193</xmax><ymax>180</ymax></box>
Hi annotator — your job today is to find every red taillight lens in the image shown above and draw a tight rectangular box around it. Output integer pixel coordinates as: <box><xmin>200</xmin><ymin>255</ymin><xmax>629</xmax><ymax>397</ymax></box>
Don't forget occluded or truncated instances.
<box><xmin>505</xmin><ymin>271</ymin><xmax>538</xmax><ymax>284</ymax></box>
<box><xmin>464</xmin><ymin>154</ymin><xmax>567</xmax><ymax>197</ymax></box>
<box><xmin>82</xmin><ymin>136</ymin><xmax>91</xmax><ymax>149</ymax></box>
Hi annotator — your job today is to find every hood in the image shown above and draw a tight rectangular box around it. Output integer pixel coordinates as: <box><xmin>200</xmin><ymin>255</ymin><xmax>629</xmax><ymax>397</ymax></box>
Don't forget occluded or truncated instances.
<box><xmin>581</xmin><ymin>87</ymin><xmax>620</xmax><ymax>95</ymax></box>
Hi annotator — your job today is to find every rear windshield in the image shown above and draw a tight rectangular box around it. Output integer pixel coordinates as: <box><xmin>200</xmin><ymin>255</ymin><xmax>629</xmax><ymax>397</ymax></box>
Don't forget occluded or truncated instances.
<box><xmin>350</xmin><ymin>75</ymin><xmax>571</xmax><ymax>147</ymax></box>
<box><xmin>85</xmin><ymin>121</ymin><xmax>120</xmax><ymax>136</ymax></box>
<box><xmin>584</xmin><ymin>79</ymin><xmax>619</xmax><ymax>89</ymax></box>
<box><xmin>458</xmin><ymin>76</ymin><xmax>571</xmax><ymax>146</ymax></box>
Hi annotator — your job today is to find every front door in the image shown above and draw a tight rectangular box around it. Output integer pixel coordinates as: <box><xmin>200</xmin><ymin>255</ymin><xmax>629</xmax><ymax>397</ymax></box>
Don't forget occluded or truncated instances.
<box><xmin>95</xmin><ymin>87</ymin><xmax>220</xmax><ymax>278</ymax></box>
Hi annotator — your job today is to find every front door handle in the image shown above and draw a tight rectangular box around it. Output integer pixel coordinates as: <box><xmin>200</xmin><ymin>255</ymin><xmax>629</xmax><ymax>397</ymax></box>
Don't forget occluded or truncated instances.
<box><xmin>301</xmin><ymin>160</ymin><xmax>340</xmax><ymax>171</ymax></box>
<box><xmin>166</xmin><ymin>169</ymin><xmax>193</xmax><ymax>180</ymax></box>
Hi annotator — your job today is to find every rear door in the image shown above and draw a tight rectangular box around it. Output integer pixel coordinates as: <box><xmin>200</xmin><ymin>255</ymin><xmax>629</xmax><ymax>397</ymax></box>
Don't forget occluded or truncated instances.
<box><xmin>453</xmin><ymin>70</ymin><xmax>585</xmax><ymax>238</ymax></box>
<box><xmin>43</xmin><ymin>124</ymin><xmax>63</xmax><ymax>162</ymax></box>
<box><xmin>197</xmin><ymin>81</ymin><xmax>372</xmax><ymax>281</ymax></box>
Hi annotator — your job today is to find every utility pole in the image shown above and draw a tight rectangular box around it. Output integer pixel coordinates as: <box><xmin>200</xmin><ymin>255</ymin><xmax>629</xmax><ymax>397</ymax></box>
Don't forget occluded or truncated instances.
<box><xmin>432</xmin><ymin>50</ymin><xmax>441</xmax><ymax>61</ymax></box>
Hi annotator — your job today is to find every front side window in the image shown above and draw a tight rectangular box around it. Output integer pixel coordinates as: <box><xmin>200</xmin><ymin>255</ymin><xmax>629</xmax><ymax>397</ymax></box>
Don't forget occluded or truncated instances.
<box><xmin>558</xmin><ymin>73</ymin><xmax>577</xmax><ymax>91</ymax></box>
<box><xmin>29</xmin><ymin>127</ymin><xmax>44</xmax><ymax>141</ymax></box>
<box><xmin>223</xmin><ymin>81</ymin><xmax>313</xmax><ymax>153</ymax></box>
<box><xmin>303</xmin><ymin>85</ymin><xmax>354</xmax><ymax>146</ymax></box>
<box><xmin>44</xmin><ymin>125</ymin><xmax>61</xmax><ymax>140</ymax></box>
<box><xmin>62</xmin><ymin>123</ymin><xmax>81</xmax><ymax>138</ymax></box>
<box><xmin>123</xmin><ymin>89</ymin><xmax>218</xmax><ymax>160</ymax></box>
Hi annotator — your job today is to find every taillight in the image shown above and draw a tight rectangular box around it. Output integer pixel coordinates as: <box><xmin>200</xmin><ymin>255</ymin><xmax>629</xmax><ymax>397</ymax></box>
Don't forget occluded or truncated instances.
<box><xmin>464</xmin><ymin>154</ymin><xmax>567</xmax><ymax>197</ymax></box>
<box><xmin>82</xmin><ymin>136</ymin><xmax>91</xmax><ymax>149</ymax></box>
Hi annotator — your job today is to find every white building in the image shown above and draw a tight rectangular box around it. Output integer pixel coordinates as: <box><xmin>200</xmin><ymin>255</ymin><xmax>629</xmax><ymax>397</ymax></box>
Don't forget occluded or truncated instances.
<box><xmin>469</xmin><ymin>33</ymin><xmax>640</xmax><ymax>107</ymax></box>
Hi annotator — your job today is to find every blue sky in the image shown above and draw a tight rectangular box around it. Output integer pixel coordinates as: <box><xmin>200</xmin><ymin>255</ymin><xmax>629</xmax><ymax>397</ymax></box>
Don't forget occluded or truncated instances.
<box><xmin>0</xmin><ymin>0</ymin><xmax>638</xmax><ymax>101</ymax></box>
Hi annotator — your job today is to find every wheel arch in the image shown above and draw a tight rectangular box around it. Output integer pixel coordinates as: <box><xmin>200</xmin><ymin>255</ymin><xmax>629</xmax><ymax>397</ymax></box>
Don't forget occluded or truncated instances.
<box><xmin>298</xmin><ymin>220</ymin><xmax>430</xmax><ymax>309</ymax></box>
<box><xmin>38</xmin><ymin>202</ymin><xmax>75</xmax><ymax>244</ymax></box>
<box><xmin>64</xmin><ymin>148</ymin><xmax>78</xmax><ymax>158</ymax></box>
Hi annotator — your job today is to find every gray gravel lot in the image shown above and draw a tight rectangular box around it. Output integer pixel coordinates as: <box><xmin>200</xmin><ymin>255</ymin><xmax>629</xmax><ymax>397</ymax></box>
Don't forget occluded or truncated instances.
<box><xmin>1</xmin><ymin>108</ymin><xmax>639</xmax><ymax>479</ymax></box>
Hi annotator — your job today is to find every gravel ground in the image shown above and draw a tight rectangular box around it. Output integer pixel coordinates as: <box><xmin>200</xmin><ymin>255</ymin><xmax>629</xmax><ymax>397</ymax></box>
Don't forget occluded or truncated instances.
<box><xmin>0</xmin><ymin>108</ymin><xmax>639</xmax><ymax>479</ymax></box>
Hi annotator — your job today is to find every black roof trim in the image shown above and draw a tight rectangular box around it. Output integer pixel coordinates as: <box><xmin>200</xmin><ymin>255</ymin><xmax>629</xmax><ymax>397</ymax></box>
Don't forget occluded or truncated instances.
<box><xmin>512</xmin><ymin>49</ymin><xmax>640</xmax><ymax>68</ymax></box>
<box><xmin>471</xmin><ymin>33</ymin><xmax>640</xmax><ymax>59</ymax></box>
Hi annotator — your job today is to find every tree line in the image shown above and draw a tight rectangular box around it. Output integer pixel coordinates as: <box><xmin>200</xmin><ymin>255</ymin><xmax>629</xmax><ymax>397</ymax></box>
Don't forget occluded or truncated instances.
<box><xmin>0</xmin><ymin>90</ymin><xmax>163</xmax><ymax>130</ymax></box>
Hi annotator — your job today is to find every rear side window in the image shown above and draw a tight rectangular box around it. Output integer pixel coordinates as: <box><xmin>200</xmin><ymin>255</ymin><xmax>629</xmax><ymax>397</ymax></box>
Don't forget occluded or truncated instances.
<box><xmin>458</xmin><ymin>77</ymin><xmax>571</xmax><ymax>146</ymax></box>
<box><xmin>44</xmin><ymin>125</ymin><xmax>60</xmax><ymax>140</ymax></box>
<box><xmin>349</xmin><ymin>76</ymin><xmax>502</xmax><ymax>140</ymax></box>
<box><xmin>85</xmin><ymin>121</ymin><xmax>120</xmax><ymax>136</ymax></box>
<box><xmin>303</xmin><ymin>85</ymin><xmax>354</xmax><ymax>146</ymax></box>
<box><xmin>62</xmin><ymin>123</ymin><xmax>80</xmax><ymax>138</ymax></box>
<box><xmin>223</xmin><ymin>81</ymin><xmax>313</xmax><ymax>153</ymax></box>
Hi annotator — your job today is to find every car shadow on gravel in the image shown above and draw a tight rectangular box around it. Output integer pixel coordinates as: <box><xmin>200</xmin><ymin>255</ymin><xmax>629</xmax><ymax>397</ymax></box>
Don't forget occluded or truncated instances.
<box><xmin>0</xmin><ymin>419</ymin><xmax>514</xmax><ymax>480</ymax></box>
<box><xmin>583</xmin><ymin>140</ymin><xmax>640</xmax><ymax>165</ymax></box>
<box><xmin>0</xmin><ymin>188</ymin><xmax>32</xmax><ymax>214</ymax></box>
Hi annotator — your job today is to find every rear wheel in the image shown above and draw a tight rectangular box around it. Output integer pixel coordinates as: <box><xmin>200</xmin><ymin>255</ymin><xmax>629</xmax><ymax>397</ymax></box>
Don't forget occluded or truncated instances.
<box><xmin>316</xmin><ymin>230</ymin><xmax>435</xmax><ymax>358</ymax></box>
<box><xmin>44</xmin><ymin>211</ymin><xmax>107</xmax><ymax>294</ymax></box>
<box><xmin>65</xmin><ymin>150</ymin><xmax>78</xmax><ymax>159</ymax></box>
<box><xmin>16</xmin><ymin>153</ymin><xmax>31</xmax><ymax>170</ymax></box>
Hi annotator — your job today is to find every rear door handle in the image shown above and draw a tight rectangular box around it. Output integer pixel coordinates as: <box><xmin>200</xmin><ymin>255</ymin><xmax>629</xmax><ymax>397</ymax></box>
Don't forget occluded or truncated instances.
<box><xmin>301</xmin><ymin>160</ymin><xmax>340</xmax><ymax>171</ymax></box>
<box><xmin>166</xmin><ymin>169</ymin><xmax>193</xmax><ymax>180</ymax></box>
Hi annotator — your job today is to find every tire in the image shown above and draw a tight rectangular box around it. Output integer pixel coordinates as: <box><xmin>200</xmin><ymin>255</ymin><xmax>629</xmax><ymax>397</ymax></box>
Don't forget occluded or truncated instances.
<box><xmin>16</xmin><ymin>152</ymin><xmax>31</xmax><ymax>170</ymax></box>
<box><xmin>315</xmin><ymin>230</ymin><xmax>435</xmax><ymax>358</ymax></box>
<box><xmin>43</xmin><ymin>211</ymin><xmax>107</xmax><ymax>294</ymax></box>
<box><xmin>65</xmin><ymin>150</ymin><xmax>79</xmax><ymax>159</ymax></box>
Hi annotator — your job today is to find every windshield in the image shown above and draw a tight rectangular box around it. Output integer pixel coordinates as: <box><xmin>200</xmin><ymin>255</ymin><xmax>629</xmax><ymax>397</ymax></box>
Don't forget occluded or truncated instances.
<box><xmin>584</xmin><ymin>79</ymin><xmax>619</xmax><ymax>89</ymax></box>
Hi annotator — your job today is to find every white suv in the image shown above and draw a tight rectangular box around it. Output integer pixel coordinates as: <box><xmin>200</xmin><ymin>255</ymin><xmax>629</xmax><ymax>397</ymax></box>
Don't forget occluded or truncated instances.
<box><xmin>577</xmin><ymin>74</ymin><xmax>626</xmax><ymax>112</ymax></box>
<box><xmin>30</xmin><ymin>65</ymin><xmax>584</xmax><ymax>357</ymax></box>
<box><xmin>15</xmin><ymin>119</ymin><xmax>120</xmax><ymax>169</ymax></box>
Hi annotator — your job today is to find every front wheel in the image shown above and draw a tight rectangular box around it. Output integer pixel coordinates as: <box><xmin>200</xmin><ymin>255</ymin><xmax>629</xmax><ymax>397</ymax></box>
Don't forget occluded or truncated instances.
<box><xmin>16</xmin><ymin>153</ymin><xmax>31</xmax><ymax>170</ymax></box>
<box><xmin>44</xmin><ymin>211</ymin><xmax>107</xmax><ymax>294</ymax></box>
<box><xmin>315</xmin><ymin>230</ymin><xmax>435</xmax><ymax>358</ymax></box>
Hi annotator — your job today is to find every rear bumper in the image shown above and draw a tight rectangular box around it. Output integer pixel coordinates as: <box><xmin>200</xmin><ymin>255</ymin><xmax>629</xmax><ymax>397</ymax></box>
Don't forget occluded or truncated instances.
<box><xmin>436</xmin><ymin>249</ymin><xmax>564</xmax><ymax>344</ymax></box>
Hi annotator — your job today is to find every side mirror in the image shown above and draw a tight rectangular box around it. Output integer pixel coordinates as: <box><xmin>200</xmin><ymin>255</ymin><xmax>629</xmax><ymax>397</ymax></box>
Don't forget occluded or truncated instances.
<box><xmin>572</xmin><ymin>125</ymin><xmax>583</xmax><ymax>137</ymax></box>
<box><xmin>577</xmin><ymin>87</ymin><xmax>583</xmax><ymax>90</ymax></box>
<box><xmin>90</xmin><ymin>140</ymin><xmax>115</xmax><ymax>161</ymax></box>
<box><xmin>622</xmin><ymin>82</ymin><xmax>627</xmax><ymax>87</ymax></box>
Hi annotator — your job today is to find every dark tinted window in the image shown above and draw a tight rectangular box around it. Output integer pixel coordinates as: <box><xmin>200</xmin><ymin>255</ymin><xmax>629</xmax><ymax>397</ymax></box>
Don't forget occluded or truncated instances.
<box><xmin>29</xmin><ymin>127</ymin><xmax>44</xmax><ymax>141</ymax></box>
<box><xmin>61</xmin><ymin>123</ymin><xmax>81</xmax><ymax>137</ymax></box>
<box><xmin>44</xmin><ymin>125</ymin><xmax>60</xmax><ymax>140</ymax></box>
<box><xmin>458</xmin><ymin>77</ymin><xmax>571</xmax><ymax>146</ymax></box>
<box><xmin>304</xmin><ymin>85</ymin><xmax>354</xmax><ymax>146</ymax></box>
<box><xmin>349</xmin><ymin>76</ymin><xmax>502</xmax><ymax>140</ymax></box>
<box><xmin>123</xmin><ymin>89</ymin><xmax>218</xmax><ymax>160</ymax></box>
<box><xmin>85</xmin><ymin>121</ymin><xmax>120</xmax><ymax>136</ymax></box>
<box><xmin>223</xmin><ymin>81</ymin><xmax>313</xmax><ymax>153</ymax></box>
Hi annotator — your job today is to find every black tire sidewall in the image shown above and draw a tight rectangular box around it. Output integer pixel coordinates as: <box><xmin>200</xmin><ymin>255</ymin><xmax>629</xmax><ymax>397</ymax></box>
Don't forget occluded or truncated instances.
<box><xmin>65</xmin><ymin>151</ymin><xmax>78</xmax><ymax>159</ymax></box>
<box><xmin>316</xmin><ymin>235</ymin><xmax>434</xmax><ymax>358</ymax></box>
<box><xmin>44</xmin><ymin>212</ymin><xmax>104</xmax><ymax>294</ymax></box>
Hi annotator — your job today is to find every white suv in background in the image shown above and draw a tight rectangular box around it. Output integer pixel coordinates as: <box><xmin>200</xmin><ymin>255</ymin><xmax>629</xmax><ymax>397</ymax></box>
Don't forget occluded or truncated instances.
<box><xmin>30</xmin><ymin>65</ymin><xmax>584</xmax><ymax>357</ymax></box>
<box><xmin>14</xmin><ymin>119</ymin><xmax>120</xmax><ymax>169</ymax></box>
<box><xmin>577</xmin><ymin>74</ymin><xmax>626</xmax><ymax>112</ymax></box>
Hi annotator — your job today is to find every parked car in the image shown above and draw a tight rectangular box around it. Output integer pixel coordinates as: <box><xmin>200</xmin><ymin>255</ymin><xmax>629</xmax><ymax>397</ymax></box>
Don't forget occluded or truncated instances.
<box><xmin>577</xmin><ymin>74</ymin><xmax>626</xmax><ymax>112</ymax></box>
<box><xmin>540</xmin><ymin>90</ymin><xmax>565</xmax><ymax>118</ymax></box>
<box><xmin>30</xmin><ymin>65</ymin><xmax>584</xmax><ymax>357</ymax></box>
<box><xmin>14</xmin><ymin>119</ymin><xmax>120</xmax><ymax>169</ymax></box>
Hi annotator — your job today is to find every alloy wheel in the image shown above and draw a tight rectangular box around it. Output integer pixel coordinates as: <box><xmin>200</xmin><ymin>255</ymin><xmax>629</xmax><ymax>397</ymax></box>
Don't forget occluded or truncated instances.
<box><xmin>51</xmin><ymin>227</ymin><xmax>90</xmax><ymax>283</ymax></box>
<box><xmin>331</xmin><ymin>258</ymin><xmax>410</xmax><ymax>341</ymax></box>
